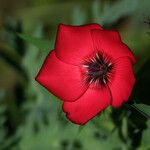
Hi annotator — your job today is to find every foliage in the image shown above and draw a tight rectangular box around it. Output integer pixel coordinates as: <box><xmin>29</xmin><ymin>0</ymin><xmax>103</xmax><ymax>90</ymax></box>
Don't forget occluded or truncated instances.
<box><xmin>0</xmin><ymin>0</ymin><xmax>150</xmax><ymax>150</ymax></box>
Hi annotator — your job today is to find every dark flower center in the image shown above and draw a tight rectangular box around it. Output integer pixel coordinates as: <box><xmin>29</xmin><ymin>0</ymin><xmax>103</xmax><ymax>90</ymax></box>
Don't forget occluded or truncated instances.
<box><xmin>83</xmin><ymin>52</ymin><xmax>113</xmax><ymax>86</ymax></box>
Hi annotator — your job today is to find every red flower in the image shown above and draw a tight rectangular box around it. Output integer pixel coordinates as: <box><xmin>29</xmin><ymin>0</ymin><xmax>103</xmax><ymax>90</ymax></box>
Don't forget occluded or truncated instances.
<box><xmin>36</xmin><ymin>24</ymin><xmax>136</xmax><ymax>125</ymax></box>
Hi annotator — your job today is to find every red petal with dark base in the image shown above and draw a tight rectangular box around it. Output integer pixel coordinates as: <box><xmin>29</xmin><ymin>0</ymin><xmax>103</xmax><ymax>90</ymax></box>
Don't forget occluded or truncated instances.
<box><xmin>108</xmin><ymin>57</ymin><xmax>135</xmax><ymax>107</ymax></box>
<box><xmin>91</xmin><ymin>30</ymin><xmax>136</xmax><ymax>64</ymax></box>
<box><xmin>55</xmin><ymin>24</ymin><xmax>103</xmax><ymax>65</ymax></box>
<box><xmin>62</xmin><ymin>86</ymin><xmax>111</xmax><ymax>125</ymax></box>
<box><xmin>36</xmin><ymin>51</ymin><xmax>88</xmax><ymax>102</ymax></box>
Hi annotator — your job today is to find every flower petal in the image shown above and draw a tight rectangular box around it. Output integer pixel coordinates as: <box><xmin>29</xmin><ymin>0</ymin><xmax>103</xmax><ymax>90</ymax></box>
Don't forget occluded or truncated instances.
<box><xmin>62</xmin><ymin>86</ymin><xmax>111</xmax><ymax>125</ymax></box>
<box><xmin>91</xmin><ymin>30</ymin><xmax>136</xmax><ymax>64</ymax></box>
<box><xmin>55</xmin><ymin>24</ymin><xmax>103</xmax><ymax>65</ymax></box>
<box><xmin>36</xmin><ymin>50</ymin><xmax>88</xmax><ymax>102</ymax></box>
<box><xmin>109</xmin><ymin>57</ymin><xmax>135</xmax><ymax>107</ymax></box>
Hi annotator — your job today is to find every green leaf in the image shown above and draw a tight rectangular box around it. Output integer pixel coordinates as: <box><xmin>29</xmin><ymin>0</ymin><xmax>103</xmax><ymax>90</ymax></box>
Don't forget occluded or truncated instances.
<box><xmin>0</xmin><ymin>89</ymin><xmax>5</xmax><ymax>101</ymax></box>
<box><xmin>92</xmin><ymin>0</ymin><xmax>138</xmax><ymax>26</ymax></box>
<box><xmin>72</xmin><ymin>5</ymin><xmax>86</xmax><ymax>25</ymax></box>
<box><xmin>139</xmin><ymin>120</ymin><xmax>150</xmax><ymax>150</ymax></box>
<box><xmin>131</xmin><ymin>103</ymin><xmax>150</xmax><ymax>119</ymax></box>
<box><xmin>18</xmin><ymin>33</ymin><xmax>50</xmax><ymax>51</ymax></box>
<box><xmin>78</xmin><ymin>125</ymin><xmax>85</xmax><ymax>133</ymax></box>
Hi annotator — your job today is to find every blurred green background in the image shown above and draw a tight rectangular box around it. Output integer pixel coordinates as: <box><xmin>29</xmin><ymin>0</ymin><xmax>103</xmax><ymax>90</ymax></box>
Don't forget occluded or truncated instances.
<box><xmin>0</xmin><ymin>0</ymin><xmax>150</xmax><ymax>150</ymax></box>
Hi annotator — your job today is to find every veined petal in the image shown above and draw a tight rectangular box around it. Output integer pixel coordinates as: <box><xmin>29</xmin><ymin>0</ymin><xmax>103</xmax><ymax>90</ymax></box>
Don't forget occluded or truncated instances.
<box><xmin>63</xmin><ymin>85</ymin><xmax>111</xmax><ymax>125</ymax></box>
<box><xmin>36</xmin><ymin>50</ymin><xmax>88</xmax><ymax>102</ymax></box>
<box><xmin>91</xmin><ymin>29</ymin><xmax>136</xmax><ymax>64</ymax></box>
<box><xmin>55</xmin><ymin>24</ymin><xmax>103</xmax><ymax>65</ymax></box>
<box><xmin>108</xmin><ymin>57</ymin><xmax>135</xmax><ymax>107</ymax></box>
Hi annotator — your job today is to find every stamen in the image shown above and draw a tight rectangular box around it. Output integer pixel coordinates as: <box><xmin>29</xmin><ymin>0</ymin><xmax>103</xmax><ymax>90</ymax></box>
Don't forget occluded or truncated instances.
<box><xmin>96</xmin><ymin>53</ymin><xmax>100</xmax><ymax>59</ymax></box>
<box><xmin>108</xmin><ymin>63</ymin><xmax>112</xmax><ymax>67</ymax></box>
<box><xmin>82</xmin><ymin>65</ymin><xmax>89</xmax><ymax>68</ymax></box>
<box><xmin>83</xmin><ymin>52</ymin><xmax>113</xmax><ymax>86</ymax></box>
<box><xmin>89</xmin><ymin>78</ymin><xmax>94</xmax><ymax>84</ymax></box>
